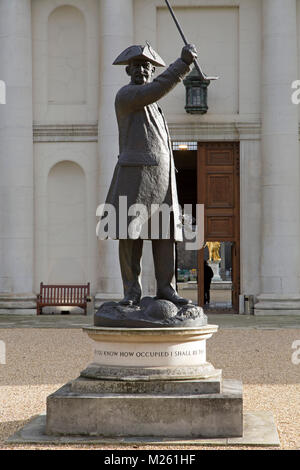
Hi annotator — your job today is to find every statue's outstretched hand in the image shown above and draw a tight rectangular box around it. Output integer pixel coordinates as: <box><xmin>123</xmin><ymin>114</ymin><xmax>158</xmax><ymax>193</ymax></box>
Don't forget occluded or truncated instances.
<box><xmin>181</xmin><ymin>44</ymin><xmax>197</xmax><ymax>65</ymax></box>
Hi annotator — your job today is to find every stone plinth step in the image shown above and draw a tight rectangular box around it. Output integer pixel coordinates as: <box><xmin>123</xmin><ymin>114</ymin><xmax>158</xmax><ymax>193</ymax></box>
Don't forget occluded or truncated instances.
<box><xmin>46</xmin><ymin>379</ymin><xmax>243</xmax><ymax>439</ymax></box>
<box><xmin>7</xmin><ymin>411</ymin><xmax>280</xmax><ymax>447</ymax></box>
<box><xmin>71</xmin><ymin>373</ymin><xmax>222</xmax><ymax>395</ymax></box>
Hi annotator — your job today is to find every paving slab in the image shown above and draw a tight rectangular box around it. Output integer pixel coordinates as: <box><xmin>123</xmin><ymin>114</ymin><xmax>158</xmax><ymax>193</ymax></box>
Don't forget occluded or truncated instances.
<box><xmin>227</xmin><ymin>410</ymin><xmax>280</xmax><ymax>446</ymax></box>
<box><xmin>7</xmin><ymin>411</ymin><xmax>279</xmax><ymax>447</ymax></box>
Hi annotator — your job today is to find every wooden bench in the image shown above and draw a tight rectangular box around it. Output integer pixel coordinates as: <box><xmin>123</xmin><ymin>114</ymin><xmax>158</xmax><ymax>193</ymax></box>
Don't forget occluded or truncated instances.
<box><xmin>37</xmin><ymin>282</ymin><xmax>90</xmax><ymax>315</ymax></box>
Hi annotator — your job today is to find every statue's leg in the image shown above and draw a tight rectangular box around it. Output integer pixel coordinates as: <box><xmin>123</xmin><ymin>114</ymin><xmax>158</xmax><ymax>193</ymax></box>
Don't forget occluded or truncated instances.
<box><xmin>152</xmin><ymin>239</ymin><xmax>176</xmax><ymax>293</ymax></box>
<box><xmin>119</xmin><ymin>239</ymin><xmax>143</xmax><ymax>305</ymax></box>
<box><xmin>152</xmin><ymin>239</ymin><xmax>191</xmax><ymax>305</ymax></box>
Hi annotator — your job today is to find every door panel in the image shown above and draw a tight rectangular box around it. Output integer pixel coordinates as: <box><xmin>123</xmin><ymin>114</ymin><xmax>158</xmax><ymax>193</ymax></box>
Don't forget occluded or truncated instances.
<box><xmin>206</xmin><ymin>149</ymin><xmax>234</xmax><ymax>166</ymax></box>
<box><xmin>207</xmin><ymin>216</ymin><xmax>234</xmax><ymax>239</ymax></box>
<box><xmin>206</xmin><ymin>173</ymin><xmax>234</xmax><ymax>208</ymax></box>
<box><xmin>197</xmin><ymin>142</ymin><xmax>240</xmax><ymax>311</ymax></box>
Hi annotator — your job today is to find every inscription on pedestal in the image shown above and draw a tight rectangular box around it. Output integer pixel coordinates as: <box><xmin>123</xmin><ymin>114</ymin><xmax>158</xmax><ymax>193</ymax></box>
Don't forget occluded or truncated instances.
<box><xmin>92</xmin><ymin>340</ymin><xmax>206</xmax><ymax>367</ymax></box>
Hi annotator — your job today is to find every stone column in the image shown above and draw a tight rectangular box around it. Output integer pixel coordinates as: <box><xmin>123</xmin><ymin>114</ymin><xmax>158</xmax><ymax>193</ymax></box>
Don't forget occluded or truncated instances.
<box><xmin>0</xmin><ymin>0</ymin><xmax>35</xmax><ymax>314</ymax></box>
<box><xmin>255</xmin><ymin>0</ymin><xmax>300</xmax><ymax>314</ymax></box>
<box><xmin>95</xmin><ymin>0</ymin><xmax>134</xmax><ymax>307</ymax></box>
<box><xmin>237</xmin><ymin>128</ymin><xmax>262</xmax><ymax>298</ymax></box>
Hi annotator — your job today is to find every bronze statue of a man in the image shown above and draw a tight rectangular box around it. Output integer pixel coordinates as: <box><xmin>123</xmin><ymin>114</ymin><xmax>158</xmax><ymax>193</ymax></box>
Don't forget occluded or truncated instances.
<box><xmin>102</xmin><ymin>43</ymin><xmax>197</xmax><ymax>306</ymax></box>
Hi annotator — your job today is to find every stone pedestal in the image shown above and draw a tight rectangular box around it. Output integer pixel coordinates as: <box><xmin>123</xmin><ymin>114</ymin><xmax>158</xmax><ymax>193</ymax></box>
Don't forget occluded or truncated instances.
<box><xmin>46</xmin><ymin>325</ymin><xmax>243</xmax><ymax>438</ymax></box>
<box><xmin>208</xmin><ymin>260</ymin><xmax>222</xmax><ymax>282</ymax></box>
<box><xmin>80</xmin><ymin>325</ymin><xmax>219</xmax><ymax>380</ymax></box>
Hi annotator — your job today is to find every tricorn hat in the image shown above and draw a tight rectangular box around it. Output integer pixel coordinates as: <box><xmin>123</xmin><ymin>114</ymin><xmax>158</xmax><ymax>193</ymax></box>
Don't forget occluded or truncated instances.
<box><xmin>113</xmin><ymin>43</ymin><xmax>166</xmax><ymax>67</ymax></box>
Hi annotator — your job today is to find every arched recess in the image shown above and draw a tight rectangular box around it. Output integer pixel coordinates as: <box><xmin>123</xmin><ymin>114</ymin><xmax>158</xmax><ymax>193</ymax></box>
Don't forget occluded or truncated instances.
<box><xmin>48</xmin><ymin>5</ymin><xmax>86</xmax><ymax>104</ymax></box>
<box><xmin>47</xmin><ymin>161</ymin><xmax>87</xmax><ymax>283</ymax></box>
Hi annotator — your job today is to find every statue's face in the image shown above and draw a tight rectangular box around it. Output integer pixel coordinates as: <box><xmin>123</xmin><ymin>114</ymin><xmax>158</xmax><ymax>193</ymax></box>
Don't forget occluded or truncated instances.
<box><xmin>127</xmin><ymin>60</ymin><xmax>155</xmax><ymax>85</ymax></box>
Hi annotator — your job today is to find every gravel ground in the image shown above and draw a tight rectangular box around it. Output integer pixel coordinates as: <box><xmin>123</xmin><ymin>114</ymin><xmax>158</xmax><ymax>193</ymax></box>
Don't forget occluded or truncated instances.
<box><xmin>0</xmin><ymin>328</ymin><xmax>299</xmax><ymax>450</ymax></box>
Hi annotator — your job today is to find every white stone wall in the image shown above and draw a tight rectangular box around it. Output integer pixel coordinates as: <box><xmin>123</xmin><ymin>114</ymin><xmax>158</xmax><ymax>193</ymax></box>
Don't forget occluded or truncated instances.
<box><xmin>1</xmin><ymin>0</ymin><xmax>300</xmax><ymax>314</ymax></box>
<box><xmin>239</xmin><ymin>139</ymin><xmax>261</xmax><ymax>296</ymax></box>
<box><xmin>47</xmin><ymin>161</ymin><xmax>87</xmax><ymax>283</ymax></box>
<box><xmin>32</xmin><ymin>0</ymin><xmax>99</xmax><ymax>296</ymax></box>
<box><xmin>134</xmin><ymin>0</ymin><xmax>261</xmax><ymax>123</ymax></box>
<box><xmin>32</xmin><ymin>0</ymin><xmax>99</xmax><ymax>123</ymax></box>
<box><xmin>255</xmin><ymin>0</ymin><xmax>300</xmax><ymax>315</ymax></box>
<box><xmin>48</xmin><ymin>6</ymin><xmax>86</xmax><ymax>105</ymax></box>
<box><xmin>0</xmin><ymin>0</ymin><xmax>36</xmax><ymax>313</ymax></box>
<box><xmin>34</xmin><ymin>141</ymin><xmax>98</xmax><ymax>294</ymax></box>
<box><xmin>157</xmin><ymin>5</ymin><xmax>239</xmax><ymax>115</ymax></box>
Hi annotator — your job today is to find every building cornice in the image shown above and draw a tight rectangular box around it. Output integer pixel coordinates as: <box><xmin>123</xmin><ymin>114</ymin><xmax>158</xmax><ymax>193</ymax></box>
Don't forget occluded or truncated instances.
<box><xmin>34</xmin><ymin>121</ymin><xmax>300</xmax><ymax>143</ymax></box>
<box><xmin>169</xmin><ymin>121</ymin><xmax>261</xmax><ymax>141</ymax></box>
<box><xmin>33</xmin><ymin>124</ymin><xmax>98</xmax><ymax>142</ymax></box>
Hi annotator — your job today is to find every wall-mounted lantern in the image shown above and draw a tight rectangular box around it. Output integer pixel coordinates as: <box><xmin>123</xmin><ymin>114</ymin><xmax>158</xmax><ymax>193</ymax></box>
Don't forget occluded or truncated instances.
<box><xmin>183</xmin><ymin>68</ymin><xmax>210</xmax><ymax>115</ymax></box>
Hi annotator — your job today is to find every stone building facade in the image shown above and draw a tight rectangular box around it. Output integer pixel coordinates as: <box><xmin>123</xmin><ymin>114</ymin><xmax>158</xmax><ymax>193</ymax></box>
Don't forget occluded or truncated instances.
<box><xmin>0</xmin><ymin>0</ymin><xmax>300</xmax><ymax>315</ymax></box>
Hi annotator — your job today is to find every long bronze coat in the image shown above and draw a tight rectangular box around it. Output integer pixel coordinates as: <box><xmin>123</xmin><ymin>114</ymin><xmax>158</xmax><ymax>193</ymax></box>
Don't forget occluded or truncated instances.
<box><xmin>101</xmin><ymin>58</ymin><xmax>190</xmax><ymax>241</ymax></box>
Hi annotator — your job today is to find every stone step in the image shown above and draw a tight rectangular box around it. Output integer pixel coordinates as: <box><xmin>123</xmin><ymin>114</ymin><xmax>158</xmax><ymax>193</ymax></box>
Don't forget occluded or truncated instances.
<box><xmin>71</xmin><ymin>372</ymin><xmax>222</xmax><ymax>395</ymax></box>
<box><xmin>46</xmin><ymin>379</ymin><xmax>243</xmax><ymax>438</ymax></box>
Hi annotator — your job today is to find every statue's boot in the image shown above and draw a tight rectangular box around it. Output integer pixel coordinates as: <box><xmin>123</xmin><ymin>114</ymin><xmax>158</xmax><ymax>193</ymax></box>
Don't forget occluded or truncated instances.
<box><xmin>119</xmin><ymin>293</ymin><xmax>141</xmax><ymax>306</ymax></box>
<box><xmin>152</xmin><ymin>239</ymin><xmax>192</xmax><ymax>305</ymax></box>
<box><xmin>156</xmin><ymin>286</ymin><xmax>192</xmax><ymax>305</ymax></box>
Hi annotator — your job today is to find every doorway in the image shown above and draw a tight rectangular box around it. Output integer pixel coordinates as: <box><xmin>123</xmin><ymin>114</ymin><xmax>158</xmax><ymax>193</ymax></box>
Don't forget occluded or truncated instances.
<box><xmin>174</xmin><ymin>147</ymin><xmax>198</xmax><ymax>304</ymax></box>
<box><xmin>174</xmin><ymin>141</ymin><xmax>240</xmax><ymax>312</ymax></box>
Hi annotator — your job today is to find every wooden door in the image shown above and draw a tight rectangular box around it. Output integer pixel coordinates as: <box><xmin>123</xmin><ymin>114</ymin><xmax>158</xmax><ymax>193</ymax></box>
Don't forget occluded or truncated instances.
<box><xmin>197</xmin><ymin>142</ymin><xmax>240</xmax><ymax>311</ymax></box>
